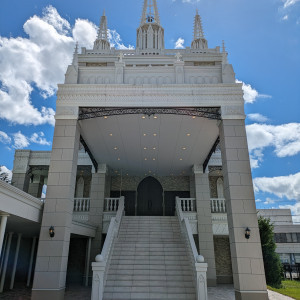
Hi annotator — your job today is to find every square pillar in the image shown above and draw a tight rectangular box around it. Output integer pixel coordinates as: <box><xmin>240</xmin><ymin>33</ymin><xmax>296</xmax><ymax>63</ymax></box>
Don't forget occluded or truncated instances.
<box><xmin>193</xmin><ymin>165</ymin><xmax>216</xmax><ymax>286</ymax></box>
<box><xmin>89</xmin><ymin>165</ymin><xmax>108</xmax><ymax>265</ymax></box>
<box><xmin>219</xmin><ymin>119</ymin><xmax>268</xmax><ymax>300</ymax></box>
<box><xmin>32</xmin><ymin>118</ymin><xmax>80</xmax><ymax>300</ymax></box>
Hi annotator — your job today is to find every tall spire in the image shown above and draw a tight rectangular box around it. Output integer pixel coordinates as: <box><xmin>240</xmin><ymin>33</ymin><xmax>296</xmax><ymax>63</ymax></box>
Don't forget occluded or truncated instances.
<box><xmin>140</xmin><ymin>0</ymin><xmax>160</xmax><ymax>25</ymax></box>
<box><xmin>72</xmin><ymin>42</ymin><xmax>78</xmax><ymax>67</ymax></box>
<box><xmin>136</xmin><ymin>0</ymin><xmax>164</xmax><ymax>52</ymax></box>
<box><xmin>93</xmin><ymin>10</ymin><xmax>110</xmax><ymax>51</ymax></box>
<box><xmin>191</xmin><ymin>10</ymin><xmax>208</xmax><ymax>50</ymax></box>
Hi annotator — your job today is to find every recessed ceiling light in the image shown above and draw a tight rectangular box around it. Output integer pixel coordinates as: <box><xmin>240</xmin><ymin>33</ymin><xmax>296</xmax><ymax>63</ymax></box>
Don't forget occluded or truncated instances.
<box><xmin>144</xmin><ymin>147</ymin><xmax>147</xmax><ymax>150</ymax></box>
<box><xmin>153</xmin><ymin>133</ymin><xmax>157</xmax><ymax>136</ymax></box>
<box><xmin>109</xmin><ymin>133</ymin><xmax>113</xmax><ymax>136</ymax></box>
<box><xmin>179</xmin><ymin>158</ymin><xmax>183</xmax><ymax>161</ymax></box>
<box><xmin>114</xmin><ymin>147</ymin><xmax>118</xmax><ymax>150</ymax></box>
<box><xmin>186</xmin><ymin>133</ymin><xmax>191</xmax><ymax>136</ymax></box>
<box><xmin>149</xmin><ymin>170</ymin><xmax>152</xmax><ymax>173</ymax></box>
<box><xmin>153</xmin><ymin>158</ymin><xmax>156</xmax><ymax>161</ymax></box>
<box><xmin>153</xmin><ymin>147</ymin><xmax>156</xmax><ymax>150</ymax></box>
<box><xmin>182</xmin><ymin>147</ymin><xmax>186</xmax><ymax>150</ymax></box>
<box><xmin>117</xmin><ymin>158</ymin><xmax>121</xmax><ymax>161</ymax></box>
<box><xmin>154</xmin><ymin>116</ymin><xmax>158</xmax><ymax>119</ymax></box>
<box><xmin>144</xmin><ymin>158</ymin><xmax>148</xmax><ymax>160</ymax></box>
<box><xmin>126</xmin><ymin>174</ymin><xmax>129</xmax><ymax>176</ymax></box>
<box><xmin>143</xmin><ymin>133</ymin><xmax>147</xmax><ymax>136</ymax></box>
<box><xmin>192</xmin><ymin>116</ymin><xmax>196</xmax><ymax>119</ymax></box>
<box><xmin>142</xmin><ymin>116</ymin><xmax>146</xmax><ymax>119</ymax></box>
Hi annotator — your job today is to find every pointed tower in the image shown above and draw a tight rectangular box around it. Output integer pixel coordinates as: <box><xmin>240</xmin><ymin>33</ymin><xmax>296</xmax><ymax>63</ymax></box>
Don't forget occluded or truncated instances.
<box><xmin>191</xmin><ymin>10</ymin><xmax>208</xmax><ymax>50</ymax></box>
<box><xmin>93</xmin><ymin>10</ymin><xmax>110</xmax><ymax>51</ymax></box>
<box><xmin>136</xmin><ymin>0</ymin><xmax>164</xmax><ymax>52</ymax></box>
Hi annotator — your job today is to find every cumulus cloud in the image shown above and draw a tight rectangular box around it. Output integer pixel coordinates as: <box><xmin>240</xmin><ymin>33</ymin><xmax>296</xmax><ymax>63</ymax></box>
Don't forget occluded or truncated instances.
<box><xmin>0</xmin><ymin>165</ymin><xmax>12</xmax><ymax>182</ymax></box>
<box><xmin>108</xmin><ymin>29</ymin><xmax>134</xmax><ymax>50</ymax></box>
<box><xmin>0</xmin><ymin>5</ymin><xmax>132</xmax><ymax>127</ymax></box>
<box><xmin>254</xmin><ymin>172</ymin><xmax>300</xmax><ymax>201</ymax></box>
<box><xmin>175</xmin><ymin>38</ymin><xmax>185</xmax><ymax>49</ymax></box>
<box><xmin>282</xmin><ymin>15</ymin><xmax>289</xmax><ymax>21</ymax></box>
<box><xmin>247</xmin><ymin>113</ymin><xmax>269</xmax><ymax>123</ymax></box>
<box><xmin>0</xmin><ymin>131</ymin><xmax>11</xmax><ymax>144</ymax></box>
<box><xmin>236</xmin><ymin>80</ymin><xmax>271</xmax><ymax>104</ymax></box>
<box><xmin>246</xmin><ymin>123</ymin><xmax>300</xmax><ymax>168</ymax></box>
<box><xmin>13</xmin><ymin>132</ymin><xmax>30</xmax><ymax>149</ymax></box>
<box><xmin>29</xmin><ymin>132</ymin><xmax>51</xmax><ymax>146</ymax></box>
<box><xmin>279</xmin><ymin>202</ymin><xmax>300</xmax><ymax>223</ymax></box>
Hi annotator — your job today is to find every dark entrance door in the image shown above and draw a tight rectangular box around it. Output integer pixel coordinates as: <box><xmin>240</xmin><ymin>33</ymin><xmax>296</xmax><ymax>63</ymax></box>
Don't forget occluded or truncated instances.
<box><xmin>137</xmin><ymin>176</ymin><xmax>163</xmax><ymax>216</ymax></box>
<box><xmin>110</xmin><ymin>191</ymin><xmax>136</xmax><ymax>216</ymax></box>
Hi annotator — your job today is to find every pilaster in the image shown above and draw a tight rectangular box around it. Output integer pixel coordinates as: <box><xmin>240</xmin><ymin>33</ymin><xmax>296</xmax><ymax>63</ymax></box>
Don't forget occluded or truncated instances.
<box><xmin>115</xmin><ymin>61</ymin><xmax>125</xmax><ymax>84</ymax></box>
<box><xmin>219</xmin><ymin>119</ymin><xmax>268</xmax><ymax>300</ymax></box>
<box><xmin>32</xmin><ymin>118</ymin><xmax>80</xmax><ymax>300</ymax></box>
<box><xmin>174</xmin><ymin>60</ymin><xmax>184</xmax><ymax>84</ymax></box>
<box><xmin>193</xmin><ymin>164</ymin><xmax>216</xmax><ymax>286</ymax></box>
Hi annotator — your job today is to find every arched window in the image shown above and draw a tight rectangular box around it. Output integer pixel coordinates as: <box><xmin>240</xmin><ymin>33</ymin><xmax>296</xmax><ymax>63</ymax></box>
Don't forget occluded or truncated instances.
<box><xmin>217</xmin><ymin>177</ymin><xmax>224</xmax><ymax>198</ymax></box>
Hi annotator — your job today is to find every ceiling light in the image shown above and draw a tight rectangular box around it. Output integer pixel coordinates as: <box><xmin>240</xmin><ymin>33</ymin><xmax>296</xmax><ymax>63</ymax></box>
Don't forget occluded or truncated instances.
<box><xmin>104</xmin><ymin>116</ymin><xmax>108</xmax><ymax>119</ymax></box>
<box><xmin>114</xmin><ymin>170</ymin><xmax>118</xmax><ymax>173</ymax></box>
<box><xmin>117</xmin><ymin>158</ymin><xmax>121</xmax><ymax>161</ymax></box>
<box><xmin>114</xmin><ymin>147</ymin><xmax>118</xmax><ymax>150</ymax></box>
<box><xmin>186</xmin><ymin>133</ymin><xmax>191</xmax><ymax>136</ymax></box>
<box><xmin>109</xmin><ymin>133</ymin><xmax>113</xmax><ymax>136</ymax></box>
<box><xmin>154</xmin><ymin>116</ymin><xmax>158</xmax><ymax>119</ymax></box>
<box><xmin>153</xmin><ymin>147</ymin><xmax>156</xmax><ymax>150</ymax></box>
<box><xmin>182</xmin><ymin>147</ymin><xmax>186</xmax><ymax>150</ymax></box>
<box><xmin>153</xmin><ymin>133</ymin><xmax>157</xmax><ymax>136</ymax></box>
<box><xmin>144</xmin><ymin>158</ymin><xmax>148</xmax><ymax>160</ymax></box>
<box><xmin>192</xmin><ymin>116</ymin><xmax>196</xmax><ymax>119</ymax></box>
<box><xmin>142</xmin><ymin>116</ymin><xmax>146</xmax><ymax>119</ymax></box>
<box><xmin>179</xmin><ymin>158</ymin><xmax>183</xmax><ymax>161</ymax></box>
<box><xmin>153</xmin><ymin>158</ymin><xmax>156</xmax><ymax>161</ymax></box>
<box><xmin>144</xmin><ymin>147</ymin><xmax>147</xmax><ymax>150</ymax></box>
<box><xmin>149</xmin><ymin>171</ymin><xmax>152</xmax><ymax>173</ymax></box>
<box><xmin>143</xmin><ymin>133</ymin><xmax>147</xmax><ymax>136</ymax></box>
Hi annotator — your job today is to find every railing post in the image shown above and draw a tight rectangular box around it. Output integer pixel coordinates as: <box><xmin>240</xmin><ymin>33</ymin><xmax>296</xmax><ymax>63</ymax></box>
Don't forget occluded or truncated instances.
<box><xmin>196</xmin><ymin>262</ymin><xmax>208</xmax><ymax>300</ymax></box>
<box><xmin>91</xmin><ymin>263</ymin><xmax>105</xmax><ymax>300</ymax></box>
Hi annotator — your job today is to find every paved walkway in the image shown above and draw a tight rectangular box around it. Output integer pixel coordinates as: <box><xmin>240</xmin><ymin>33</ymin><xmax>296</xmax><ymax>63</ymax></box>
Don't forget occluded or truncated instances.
<box><xmin>0</xmin><ymin>284</ymin><xmax>295</xmax><ymax>299</ymax></box>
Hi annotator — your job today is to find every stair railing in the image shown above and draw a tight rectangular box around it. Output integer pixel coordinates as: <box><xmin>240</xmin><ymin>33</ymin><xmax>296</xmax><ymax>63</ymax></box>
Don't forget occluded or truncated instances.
<box><xmin>176</xmin><ymin>197</ymin><xmax>208</xmax><ymax>300</ymax></box>
<box><xmin>91</xmin><ymin>196</ymin><xmax>125</xmax><ymax>300</ymax></box>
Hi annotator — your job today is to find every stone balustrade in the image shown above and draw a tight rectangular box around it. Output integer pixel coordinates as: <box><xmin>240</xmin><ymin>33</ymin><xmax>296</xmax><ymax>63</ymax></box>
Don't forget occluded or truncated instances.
<box><xmin>104</xmin><ymin>198</ymin><xmax>120</xmax><ymax>212</ymax></box>
<box><xmin>176</xmin><ymin>197</ymin><xmax>208</xmax><ymax>300</ymax></box>
<box><xmin>180</xmin><ymin>198</ymin><xmax>197</xmax><ymax>212</ymax></box>
<box><xmin>210</xmin><ymin>198</ymin><xmax>226</xmax><ymax>213</ymax></box>
<box><xmin>73</xmin><ymin>198</ymin><xmax>90</xmax><ymax>212</ymax></box>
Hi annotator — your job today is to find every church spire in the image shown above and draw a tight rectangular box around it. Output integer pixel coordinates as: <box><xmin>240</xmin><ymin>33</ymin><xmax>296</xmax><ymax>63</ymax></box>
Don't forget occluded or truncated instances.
<box><xmin>140</xmin><ymin>0</ymin><xmax>160</xmax><ymax>25</ymax></box>
<box><xmin>93</xmin><ymin>10</ymin><xmax>110</xmax><ymax>51</ymax></box>
<box><xmin>191</xmin><ymin>10</ymin><xmax>208</xmax><ymax>50</ymax></box>
<box><xmin>72</xmin><ymin>42</ymin><xmax>78</xmax><ymax>67</ymax></box>
<box><xmin>136</xmin><ymin>0</ymin><xmax>164</xmax><ymax>52</ymax></box>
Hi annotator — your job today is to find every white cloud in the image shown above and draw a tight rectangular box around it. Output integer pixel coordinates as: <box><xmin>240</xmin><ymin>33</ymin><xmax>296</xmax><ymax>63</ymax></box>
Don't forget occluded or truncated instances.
<box><xmin>246</xmin><ymin>123</ymin><xmax>300</xmax><ymax>168</ymax></box>
<box><xmin>254</xmin><ymin>172</ymin><xmax>300</xmax><ymax>201</ymax></box>
<box><xmin>0</xmin><ymin>131</ymin><xmax>11</xmax><ymax>144</ymax></box>
<box><xmin>0</xmin><ymin>6</ymin><xmax>132</xmax><ymax>126</ymax></box>
<box><xmin>282</xmin><ymin>14</ymin><xmax>289</xmax><ymax>20</ymax></box>
<box><xmin>175</xmin><ymin>38</ymin><xmax>185</xmax><ymax>49</ymax></box>
<box><xmin>30</xmin><ymin>132</ymin><xmax>51</xmax><ymax>146</ymax></box>
<box><xmin>108</xmin><ymin>29</ymin><xmax>134</xmax><ymax>50</ymax></box>
<box><xmin>279</xmin><ymin>202</ymin><xmax>300</xmax><ymax>223</ymax></box>
<box><xmin>0</xmin><ymin>165</ymin><xmax>12</xmax><ymax>182</ymax></box>
<box><xmin>263</xmin><ymin>198</ymin><xmax>276</xmax><ymax>205</ymax></box>
<box><xmin>255</xmin><ymin>199</ymin><xmax>262</xmax><ymax>203</ymax></box>
<box><xmin>236</xmin><ymin>80</ymin><xmax>271</xmax><ymax>104</ymax></box>
<box><xmin>13</xmin><ymin>131</ymin><xmax>30</xmax><ymax>149</ymax></box>
<box><xmin>182</xmin><ymin>0</ymin><xmax>200</xmax><ymax>3</ymax></box>
<box><xmin>247</xmin><ymin>113</ymin><xmax>269</xmax><ymax>123</ymax></box>
<box><xmin>283</xmin><ymin>0</ymin><xmax>300</xmax><ymax>8</ymax></box>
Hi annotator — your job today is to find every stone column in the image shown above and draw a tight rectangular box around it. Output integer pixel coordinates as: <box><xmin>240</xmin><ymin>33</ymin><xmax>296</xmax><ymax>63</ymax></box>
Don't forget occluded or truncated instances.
<box><xmin>0</xmin><ymin>215</ymin><xmax>9</xmax><ymax>258</ymax></box>
<box><xmin>10</xmin><ymin>233</ymin><xmax>22</xmax><ymax>289</ymax></box>
<box><xmin>11</xmin><ymin>150</ymin><xmax>31</xmax><ymax>192</ymax></box>
<box><xmin>193</xmin><ymin>165</ymin><xmax>216</xmax><ymax>286</ymax></box>
<box><xmin>89</xmin><ymin>165</ymin><xmax>107</xmax><ymax>264</ymax></box>
<box><xmin>27</xmin><ymin>236</ymin><xmax>37</xmax><ymax>287</ymax></box>
<box><xmin>0</xmin><ymin>232</ymin><xmax>13</xmax><ymax>293</ymax></box>
<box><xmin>32</xmin><ymin>114</ymin><xmax>80</xmax><ymax>300</ymax></box>
<box><xmin>219</xmin><ymin>118</ymin><xmax>268</xmax><ymax>300</ymax></box>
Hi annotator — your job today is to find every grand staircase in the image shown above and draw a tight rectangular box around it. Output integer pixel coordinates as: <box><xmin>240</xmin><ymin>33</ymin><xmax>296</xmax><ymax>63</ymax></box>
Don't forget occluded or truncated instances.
<box><xmin>103</xmin><ymin>216</ymin><xmax>196</xmax><ymax>300</ymax></box>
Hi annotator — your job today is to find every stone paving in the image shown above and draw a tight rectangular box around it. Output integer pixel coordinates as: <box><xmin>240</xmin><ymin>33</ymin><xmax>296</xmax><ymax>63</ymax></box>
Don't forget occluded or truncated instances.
<box><xmin>0</xmin><ymin>284</ymin><xmax>295</xmax><ymax>299</ymax></box>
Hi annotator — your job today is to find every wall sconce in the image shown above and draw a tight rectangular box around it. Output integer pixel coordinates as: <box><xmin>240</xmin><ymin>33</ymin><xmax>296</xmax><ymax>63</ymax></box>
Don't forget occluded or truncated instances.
<box><xmin>245</xmin><ymin>227</ymin><xmax>251</xmax><ymax>239</ymax></box>
<box><xmin>49</xmin><ymin>226</ymin><xmax>55</xmax><ymax>238</ymax></box>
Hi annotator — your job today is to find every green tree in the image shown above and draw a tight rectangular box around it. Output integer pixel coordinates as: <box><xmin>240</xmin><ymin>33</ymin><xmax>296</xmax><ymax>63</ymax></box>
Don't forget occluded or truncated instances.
<box><xmin>258</xmin><ymin>216</ymin><xmax>283</xmax><ymax>288</ymax></box>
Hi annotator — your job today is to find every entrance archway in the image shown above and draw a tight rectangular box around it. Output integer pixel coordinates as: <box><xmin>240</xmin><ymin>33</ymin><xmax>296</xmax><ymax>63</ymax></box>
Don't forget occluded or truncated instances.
<box><xmin>137</xmin><ymin>176</ymin><xmax>163</xmax><ymax>216</ymax></box>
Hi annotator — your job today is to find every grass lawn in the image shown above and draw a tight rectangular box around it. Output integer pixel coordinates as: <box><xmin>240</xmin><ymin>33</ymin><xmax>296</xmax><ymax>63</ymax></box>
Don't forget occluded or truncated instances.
<box><xmin>268</xmin><ymin>280</ymin><xmax>300</xmax><ymax>299</ymax></box>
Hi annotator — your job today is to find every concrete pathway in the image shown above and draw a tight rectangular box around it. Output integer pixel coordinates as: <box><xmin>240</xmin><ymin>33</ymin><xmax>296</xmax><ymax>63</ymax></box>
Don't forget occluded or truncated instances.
<box><xmin>268</xmin><ymin>289</ymin><xmax>295</xmax><ymax>300</ymax></box>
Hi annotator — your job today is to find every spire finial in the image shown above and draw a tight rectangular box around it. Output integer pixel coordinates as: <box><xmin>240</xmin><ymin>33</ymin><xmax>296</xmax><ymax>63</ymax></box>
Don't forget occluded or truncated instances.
<box><xmin>191</xmin><ymin>10</ymin><xmax>208</xmax><ymax>50</ymax></box>
<box><xmin>93</xmin><ymin>9</ymin><xmax>110</xmax><ymax>50</ymax></box>
<box><xmin>222</xmin><ymin>40</ymin><xmax>228</xmax><ymax>64</ymax></box>
<box><xmin>222</xmin><ymin>40</ymin><xmax>226</xmax><ymax>53</ymax></box>
<box><xmin>140</xmin><ymin>0</ymin><xmax>160</xmax><ymax>25</ymax></box>
<box><xmin>72</xmin><ymin>42</ymin><xmax>78</xmax><ymax>66</ymax></box>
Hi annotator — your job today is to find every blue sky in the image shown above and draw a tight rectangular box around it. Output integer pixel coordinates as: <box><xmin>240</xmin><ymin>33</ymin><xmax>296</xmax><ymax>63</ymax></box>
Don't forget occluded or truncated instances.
<box><xmin>0</xmin><ymin>0</ymin><xmax>299</xmax><ymax>219</ymax></box>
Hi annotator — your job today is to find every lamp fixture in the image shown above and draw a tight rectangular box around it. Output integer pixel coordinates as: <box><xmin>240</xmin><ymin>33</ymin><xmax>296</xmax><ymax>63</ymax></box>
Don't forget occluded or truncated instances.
<box><xmin>186</xmin><ymin>133</ymin><xmax>191</xmax><ymax>136</ymax></box>
<box><xmin>153</xmin><ymin>133</ymin><xmax>157</xmax><ymax>136</ymax></box>
<box><xmin>245</xmin><ymin>227</ymin><xmax>251</xmax><ymax>239</ymax></box>
<box><xmin>49</xmin><ymin>226</ymin><xmax>55</xmax><ymax>238</ymax></box>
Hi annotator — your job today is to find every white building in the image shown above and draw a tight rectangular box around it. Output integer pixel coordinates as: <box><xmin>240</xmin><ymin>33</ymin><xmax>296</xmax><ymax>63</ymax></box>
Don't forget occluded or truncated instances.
<box><xmin>0</xmin><ymin>1</ymin><xmax>272</xmax><ymax>299</ymax></box>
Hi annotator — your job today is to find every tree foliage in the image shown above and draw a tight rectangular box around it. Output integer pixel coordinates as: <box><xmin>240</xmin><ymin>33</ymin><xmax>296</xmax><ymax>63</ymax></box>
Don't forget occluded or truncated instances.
<box><xmin>258</xmin><ymin>216</ymin><xmax>283</xmax><ymax>288</ymax></box>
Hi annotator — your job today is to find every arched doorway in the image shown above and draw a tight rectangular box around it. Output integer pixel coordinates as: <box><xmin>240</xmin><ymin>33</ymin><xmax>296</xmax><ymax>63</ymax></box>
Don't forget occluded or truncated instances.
<box><xmin>137</xmin><ymin>176</ymin><xmax>163</xmax><ymax>216</ymax></box>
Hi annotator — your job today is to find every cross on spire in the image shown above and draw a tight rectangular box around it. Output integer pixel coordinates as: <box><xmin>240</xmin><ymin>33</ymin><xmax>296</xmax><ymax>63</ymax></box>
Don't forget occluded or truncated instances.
<box><xmin>140</xmin><ymin>0</ymin><xmax>160</xmax><ymax>25</ymax></box>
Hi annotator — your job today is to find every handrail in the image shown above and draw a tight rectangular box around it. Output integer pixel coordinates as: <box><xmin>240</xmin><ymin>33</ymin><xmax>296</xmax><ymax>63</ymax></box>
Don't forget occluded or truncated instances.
<box><xmin>91</xmin><ymin>196</ymin><xmax>124</xmax><ymax>300</ymax></box>
<box><xmin>176</xmin><ymin>196</ymin><xmax>208</xmax><ymax>300</ymax></box>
